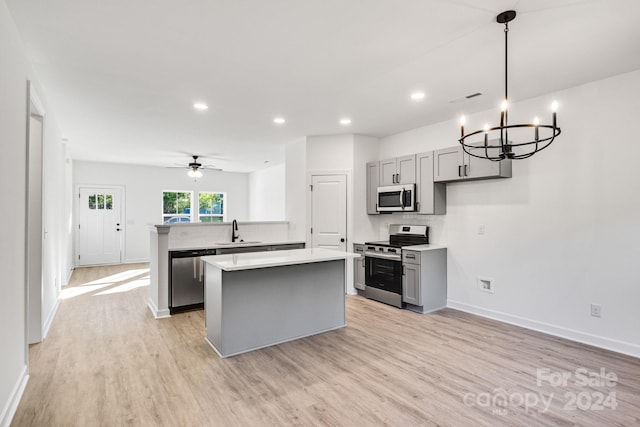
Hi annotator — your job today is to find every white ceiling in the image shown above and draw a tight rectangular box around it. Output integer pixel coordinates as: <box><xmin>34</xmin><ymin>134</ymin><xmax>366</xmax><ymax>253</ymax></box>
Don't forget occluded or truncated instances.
<box><xmin>7</xmin><ymin>0</ymin><xmax>640</xmax><ymax>172</ymax></box>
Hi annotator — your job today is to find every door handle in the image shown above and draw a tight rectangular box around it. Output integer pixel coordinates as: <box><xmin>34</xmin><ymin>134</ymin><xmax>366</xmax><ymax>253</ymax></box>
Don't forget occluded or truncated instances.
<box><xmin>458</xmin><ymin>165</ymin><xmax>462</xmax><ymax>177</ymax></box>
<box><xmin>340</xmin><ymin>238</ymin><xmax>345</xmax><ymax>243</ymax></box>
<box><xmin>464</xmin><ymin>164</ymin><xmax>468</xmax><ymax>176</ymax></box>
<box><xmin>116</xmin><ymin>228</ymin><xmax>121</xmax><ymax>231</ymax></box>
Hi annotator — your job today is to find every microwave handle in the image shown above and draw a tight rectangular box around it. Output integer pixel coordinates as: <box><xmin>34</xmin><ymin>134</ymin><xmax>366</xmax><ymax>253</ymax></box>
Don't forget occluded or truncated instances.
<box><xmin>400</xmin><ymin>188</ymin><xmax>405</xmax><ymax>209</ymax></box>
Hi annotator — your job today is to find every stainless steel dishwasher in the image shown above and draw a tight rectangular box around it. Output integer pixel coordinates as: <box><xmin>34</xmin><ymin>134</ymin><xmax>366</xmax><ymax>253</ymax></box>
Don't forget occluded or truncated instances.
<box><xmin>169</xmin><ymin>248</ymin><xmax>217</xmax><ymax>314</ymax></box>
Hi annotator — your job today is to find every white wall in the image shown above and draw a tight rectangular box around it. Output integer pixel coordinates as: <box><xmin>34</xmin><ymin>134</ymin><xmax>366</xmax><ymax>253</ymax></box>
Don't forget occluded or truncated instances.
<box><xmin>248</xmin><ymin>164</ymin><xmax>285</xmax><ymax>221</ymax></box>
<box><xmin>378</xmin><ymin>70</ymin><xmax>640</xmax><ymax>356</ymax></box>
<box><xmin>0</xmin><ymin>1</ymin><xmax>72</xmax><ymax>424</ymax></box>
<box><xmin>285</xmin><ymin>138</ymin><xmax>307</xmax><ymax>241</ymax></box>
<box><xmin>73</xmin><ymin>161</ymin><xmax>250</xmax><ymax>263</ymax></box>
<box><xmin>352</xmin><ymin>135</ymin><xmax>379</xmax><ymax>243</ymax></box>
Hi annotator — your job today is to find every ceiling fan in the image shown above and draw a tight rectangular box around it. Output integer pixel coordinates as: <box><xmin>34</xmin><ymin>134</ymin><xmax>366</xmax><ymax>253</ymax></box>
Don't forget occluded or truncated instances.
<box><xmin>171</xmin><ymin>155</ymin><xmax>222</xmax><ymax>178</ymax></box>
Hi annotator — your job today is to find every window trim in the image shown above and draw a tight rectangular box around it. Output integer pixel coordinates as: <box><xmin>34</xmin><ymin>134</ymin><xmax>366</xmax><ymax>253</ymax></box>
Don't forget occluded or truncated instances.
<box><xmin>161</xmin><ymin>190</ymin><xmax>227</xmax><ymax>223</ymax></box>
<box><xmin>196</xmin><ymin>191</ymin><xmax>227</xmax><ymax>223</ymax></box>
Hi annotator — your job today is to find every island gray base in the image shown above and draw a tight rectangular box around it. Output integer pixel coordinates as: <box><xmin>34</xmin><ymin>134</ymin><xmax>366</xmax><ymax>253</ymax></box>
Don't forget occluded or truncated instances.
<box><xmin>205</xmin><ymin>260</ymin><xmax>346</xmax><ymax>358</ymax></box>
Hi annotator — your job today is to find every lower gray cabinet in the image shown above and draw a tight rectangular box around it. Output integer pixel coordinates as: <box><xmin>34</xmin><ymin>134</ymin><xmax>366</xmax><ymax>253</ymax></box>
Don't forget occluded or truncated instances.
<box><xmin>271</xmin><ymin>243</ymin><xmax>305</xmax><ymax>251</ymax></box>
<box><xmin>402</xmin><ymin>263</ymin><xmax>421</xmax><ymax>305</ymax></box>
<box><xmin>353</xmin><ymin>244</ymin><xmax>365</xmax><ymax>290</ymax></box>
<box><xmin>216</xmin><ymin>243</ymin><xmax>305</xmax><ymax>255</ymax></box>
<box><xmin>401</xmin><ymin>248</ymin><xmax>447</xmax><ymax>313</ymax></box>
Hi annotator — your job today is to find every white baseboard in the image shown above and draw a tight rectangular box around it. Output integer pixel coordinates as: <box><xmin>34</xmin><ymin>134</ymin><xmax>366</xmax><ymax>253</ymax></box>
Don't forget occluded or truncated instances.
<box><xmin>0</xmin><ymin>365</ymin><xmax>29</xmax><ymax>427</ymax></box>
<box><xmin>125</xmin><ymin>258</ymin><xmax>150</xmax><ymax>264</ymax></box>
<box><xmin>65</xmin><ymin>267</ymin><xmax>74</xmax><ymax>284</ymax></box>
<box><xmin>447</xmin><ymin>300</ymin><xmax>640</xmax><ymax>359</ymax></box>
<box><xmin>146</xmin><ymin>297</ymin><xmax>170</xmax><ymax>319</ymax></box>
<box><xmin>42</xmin><ymin>297</ymin><xmax>60</xmax><ymax>340</ymax></box>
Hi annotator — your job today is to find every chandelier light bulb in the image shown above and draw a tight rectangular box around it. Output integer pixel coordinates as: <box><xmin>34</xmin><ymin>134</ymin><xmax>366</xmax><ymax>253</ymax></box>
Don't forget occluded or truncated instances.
<box><xmin>551</xmin><ymin>100</ymin><xmax>559</xmax><ymax>112</ymax></box>
<box><xmin>500</xmin><ymin>100</ymin><xmax>508</xmax><ymax>112</ymax></box>
<box><xmin>459</xmin><ymin>116</ymin><xmax>466</xmax><ymax>137</ymax></box>
<box><xmin>533</xmin><ymin>117</ymin><xmax>540</xmax><ymax>126</ymax></box>
<box><xmin>483</xmin><ymin>123</ymin><xmax>490</xmax><ymax>133</ymax></box>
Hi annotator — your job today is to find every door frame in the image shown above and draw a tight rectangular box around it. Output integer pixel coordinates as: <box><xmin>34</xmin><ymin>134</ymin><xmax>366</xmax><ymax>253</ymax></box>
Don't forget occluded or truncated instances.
<box><xmin>75</xmin><ymin>184</ymin><xmax>126</xmax><ymax>266</ymax></box>
<box><xmin>306</xmin><ymin>170</ymin><xmax>355</xmax><ymax>294</ymax></box>
<box><xmin>25</xmin><ymin>81</ymin><xmax>46</xmax><ymax>355</ymax></box>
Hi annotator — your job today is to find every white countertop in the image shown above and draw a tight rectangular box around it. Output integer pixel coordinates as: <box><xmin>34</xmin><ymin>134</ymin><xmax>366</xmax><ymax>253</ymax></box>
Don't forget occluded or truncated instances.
<box><xmin>401</xmin><ymin>244</ymin><xmax>447</xmax><ymax>252</ymax></box>
<box><xmin>169</xmin><ymin>240</ymin><xmax>305</xmax><ymax>251</ymax></box>
<box><xmin>202</xmin><ymin>248</ymin><xmax>360</xmax><ymax>271</ymax></box>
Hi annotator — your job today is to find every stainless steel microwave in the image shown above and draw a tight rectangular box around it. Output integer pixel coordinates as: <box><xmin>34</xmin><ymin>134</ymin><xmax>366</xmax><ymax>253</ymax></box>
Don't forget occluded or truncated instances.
<box><xmin>377</xmin><ymin>184</ymin><xmax>416</xmax><ymax>212</ymax></box>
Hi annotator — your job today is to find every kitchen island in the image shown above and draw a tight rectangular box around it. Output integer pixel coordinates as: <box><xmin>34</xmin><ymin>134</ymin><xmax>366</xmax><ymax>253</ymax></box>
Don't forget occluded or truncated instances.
<box><xmin>202</xmin><ymin>248</ymin><xmax>360</xmax><ymax>358</ymax></box>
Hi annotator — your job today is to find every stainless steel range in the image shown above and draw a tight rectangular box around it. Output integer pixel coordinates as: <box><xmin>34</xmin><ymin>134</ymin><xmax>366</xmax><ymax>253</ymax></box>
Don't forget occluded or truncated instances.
<box><xmin>364</xmin><ymin>224</ymin><xmax>429</xmax><ymax>308</ymax></box>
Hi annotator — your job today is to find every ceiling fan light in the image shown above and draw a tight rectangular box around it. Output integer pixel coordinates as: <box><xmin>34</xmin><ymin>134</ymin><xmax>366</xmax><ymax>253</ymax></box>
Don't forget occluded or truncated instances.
<box><xmin>188</xmin><ymin>169</ymin><xmax>202</xmax><ymax>178</ymax></box>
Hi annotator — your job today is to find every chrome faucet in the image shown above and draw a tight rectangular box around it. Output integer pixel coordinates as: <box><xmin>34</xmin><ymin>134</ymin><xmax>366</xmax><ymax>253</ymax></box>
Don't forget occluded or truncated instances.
<box><xmin>231</xmin><ymin>219</ymin><xmax>239</xmax><ymax>242</ymax></box>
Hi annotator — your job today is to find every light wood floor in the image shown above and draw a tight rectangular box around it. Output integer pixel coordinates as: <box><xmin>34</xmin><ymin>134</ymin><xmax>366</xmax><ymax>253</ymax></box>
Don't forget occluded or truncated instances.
<box><xmin>12</xmin><ymin>263</ymin><xmax>640</xmax><ymax>426</ymax></box>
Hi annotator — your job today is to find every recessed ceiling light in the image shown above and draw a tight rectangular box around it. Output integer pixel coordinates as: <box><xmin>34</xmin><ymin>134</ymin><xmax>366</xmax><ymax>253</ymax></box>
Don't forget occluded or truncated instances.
<box><xmin>410</xmin><ymin>92</ymin><xmax>425</xmax><ymax>101</ymax></box>
<box><xmin>339</xmin><ymin>118</ymin><xmax>352</xmax><ymax>125</ymax></box>
<box><xmin>273</xmin><ymin>117</ymin><xmax>286</xmax><ymax>124</ymax></box>
<box><xmin>193</xmin><ymin>103</ymin><xmax>208</xmax><ymax>110</ymax></box>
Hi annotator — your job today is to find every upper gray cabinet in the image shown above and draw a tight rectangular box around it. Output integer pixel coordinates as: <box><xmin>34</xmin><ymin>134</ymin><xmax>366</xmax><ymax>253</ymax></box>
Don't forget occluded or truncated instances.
<box><xmin>379</xmin><ymin>154</ymin><xmax>416</xmax><ymax>186</ymax></box>
<box><xmin>434</xmin><ymin>144</ymin><xmax>512</xmax><ymax>182</ymax></box>
<box><xmin>415</xmin><ymin>151</ymin><xmax>446</xmax><ymax>215</ymax></box>
<box><xmin>366</xmin><ymin>161</ymin><xmax>379</xmax><ymax>215</ymax></box>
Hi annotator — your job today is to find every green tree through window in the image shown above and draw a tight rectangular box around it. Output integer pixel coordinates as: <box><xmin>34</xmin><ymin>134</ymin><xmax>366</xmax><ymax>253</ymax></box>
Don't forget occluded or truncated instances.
<box><xmin>199</xmin><ymin>192</ymin><xmax>224</xmax><ymax>222</ymax></box>
<box><xmin>163</xmin><ymin>191</ymin><xmax>192</xmax><ymax>223</ymax></box>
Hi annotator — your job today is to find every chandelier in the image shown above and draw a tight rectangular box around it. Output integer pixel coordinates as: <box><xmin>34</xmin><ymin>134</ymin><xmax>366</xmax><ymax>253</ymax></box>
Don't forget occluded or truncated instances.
<box><xmin>459</xmin><ymin>10</ymin><xmax>561</xmax><ymax>161</ymax></box>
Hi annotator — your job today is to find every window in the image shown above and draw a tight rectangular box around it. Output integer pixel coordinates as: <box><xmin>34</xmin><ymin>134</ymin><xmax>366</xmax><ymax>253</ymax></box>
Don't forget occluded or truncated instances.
<box><xmin>198</xmin><ymin>192</ymin><xmax>225</xmax><ymax>223</ymax></box>
<box><xmin>162</xmin><ymin>191</ymin><xmax>226</xmax><ymax>223</ymax></box>
<box><xmin>88</xmin><ymin>193</ymin><xmax>113</xmax><ymax>210</ymax></box>
<box><xmin>163</xmin><ymin>191</ymin><xmax>192</xmax><ymax>224</ymax></box>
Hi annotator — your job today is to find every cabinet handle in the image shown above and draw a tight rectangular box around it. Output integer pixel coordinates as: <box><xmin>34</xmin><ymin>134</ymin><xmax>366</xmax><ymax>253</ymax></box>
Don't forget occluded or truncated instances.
<box><xmin>396</xmin><ymin>173</ymin><xmax>400</xmax><ymax>183</ymax></box>
<box><xmin>464</xmin><ymin>164</ymin><xmax>468</xmax><ymax>176</ymax></box>
<box><xmin>416</xmin><ymin>201</ymin><xmax>420</xmax><ymax>211</ymax></box>
<box><xmin>458</xmin><ymin>165</ymin><xmax>462</xmax><ymax>177</ymax></box>
<box><xmin>406</xmin><ymin>254</ymin><xmax>416</xmax><ymax>259</ymax></box>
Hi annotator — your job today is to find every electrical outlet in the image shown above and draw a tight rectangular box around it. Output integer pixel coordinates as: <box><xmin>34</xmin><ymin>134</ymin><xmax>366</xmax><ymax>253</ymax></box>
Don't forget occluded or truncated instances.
<box><xmin>478</xmin><ymin>225</ymin><xmax>486</xmax><ymax>235</ymax></box>
<box><xmin>477</xmin><ymin>276</ymin><xmax>494</xmax><ymax>293</ymax></box>
<box><xmin>591</xmin><ymin>304</ymin><xmax>602</xmax><ymax>318</ymax></box>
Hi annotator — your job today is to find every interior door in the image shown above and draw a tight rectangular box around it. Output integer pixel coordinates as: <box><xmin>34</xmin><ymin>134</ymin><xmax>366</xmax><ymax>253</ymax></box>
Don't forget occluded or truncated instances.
<box><xmin>78</xmin><ymin>187</ymin><xmax>123</xmax><ymax>265</ymax></box>
<box><xmin>310</xmin><ymin>174</ymin><xmax>347</xmax><ymax>250</ymax></box>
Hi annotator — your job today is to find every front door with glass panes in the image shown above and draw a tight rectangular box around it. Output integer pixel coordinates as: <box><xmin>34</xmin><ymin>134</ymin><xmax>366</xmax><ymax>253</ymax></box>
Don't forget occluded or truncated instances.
<box><xmin>78</xmin><ymin>187</ymin><xmax>123</xmax><ymax>265</ymax></box>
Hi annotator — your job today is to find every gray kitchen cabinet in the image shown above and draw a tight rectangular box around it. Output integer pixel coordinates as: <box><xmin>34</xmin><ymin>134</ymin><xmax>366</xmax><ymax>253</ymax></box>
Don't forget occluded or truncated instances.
<box><xmin>215</xmin><ymin>242</ymin><xmax>305</xmax><ymax>255</ymax></box>
<box><xmin>366</xmin><ymin>161</ymin><xmax>379</xmax><ymax>214</ymax></box>
<box><xmin>214</xmin><ymin>245</ymin><xmax>271</xmax><ymax>255</ymax></box>
<box><xmin>402</xmin><ymin>263</ymin><xmax>421</xmax><ymax>305</ymax></box>
<box><xmin>270</xmin><ymin>243</ymin><xmax>305</xmax><ymax>251</ymax></box>
<box><xmin>353</xmin><ymin>244</ymin><xmax>365</xmax><ymax>290</ymax></box>
<box><xmin>401</xmin><ymin>248</ymin><xmax>447</xmax><ymax>313</ymax></box>
<box><xmin>379</xmin><ymin>155</ymin><xmax>416</xmax><ymax>186</ymax></box>
<box><xmin>434</xmin><ymin>144</ymin><xmax>511</xmax><ymax>182</ymax></box>
<box><xmin>415</xmin><ymin>151</ymin><xmax>446</xmax><ymax>215</ymax></box>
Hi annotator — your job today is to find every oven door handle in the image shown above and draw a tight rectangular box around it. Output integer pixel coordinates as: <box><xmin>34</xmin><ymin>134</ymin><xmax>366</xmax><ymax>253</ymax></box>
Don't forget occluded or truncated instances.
<box><xmin>365</xmin><ymin>252</ymin><xmax>401</xmax><ymax>261</ymax></box>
